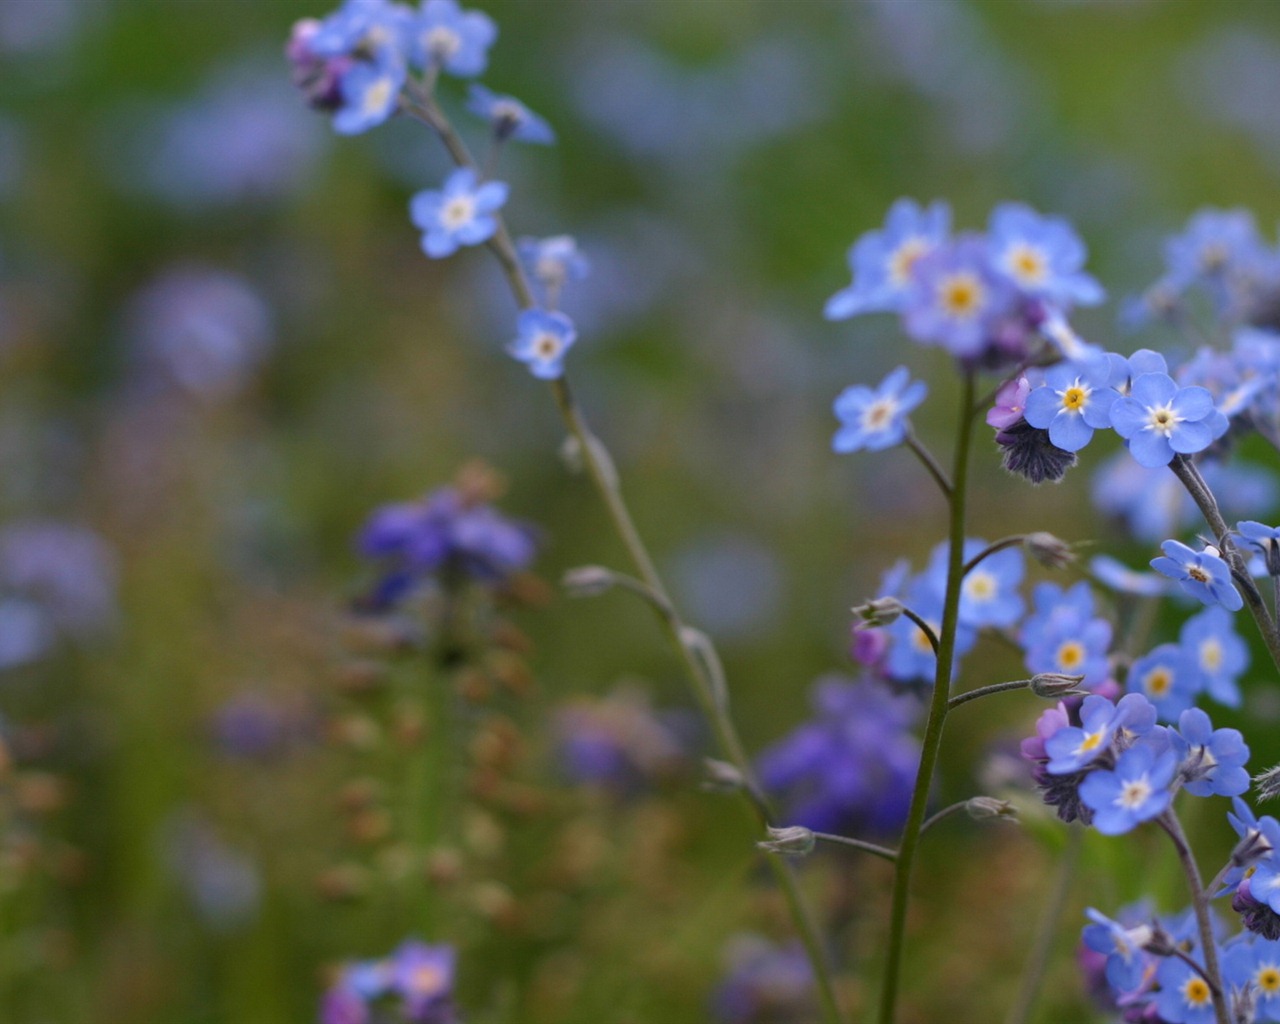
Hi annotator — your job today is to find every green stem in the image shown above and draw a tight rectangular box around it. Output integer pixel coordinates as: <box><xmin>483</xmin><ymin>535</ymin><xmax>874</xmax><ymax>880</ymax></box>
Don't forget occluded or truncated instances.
<box><xmin>813</xmin><ymin>832</ymin><xmax>898</xmax><ymax>863</ymax></box>
<box><xmin>403</xmin><ymin>81</ymin><xmax>843</xmax><ymax>1024</ymax></box>
<box><xmin>962</xmin><ymin>535</ymin><xmax>1026</xmax><ymax>577</ymax></box>
<box><xmin>878</xmin><ymin>372</ymin><xmax>977</xmax><ymax>1024</ymax></box>
<box><xmin>904</xmin><ymin>429</ymin><xmax>953</xmax><ymax>498</ymax></box>
<box><xmin>1158</xmin><ymin>809</ymin><xmax>1229</xmax><ymax>1024</ymax></box>
<box><xmin>946</xmin><ymin>678</ymin><xmax>1031</xmax><ymax>711</ymax></box>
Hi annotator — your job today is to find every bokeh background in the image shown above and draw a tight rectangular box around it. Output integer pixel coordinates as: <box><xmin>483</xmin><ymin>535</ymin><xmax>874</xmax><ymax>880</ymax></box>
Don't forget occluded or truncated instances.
<box><xmin>5</xmin><ymin>0</ymin><xmax>1280</xmax><ymax>1021</ymax></box>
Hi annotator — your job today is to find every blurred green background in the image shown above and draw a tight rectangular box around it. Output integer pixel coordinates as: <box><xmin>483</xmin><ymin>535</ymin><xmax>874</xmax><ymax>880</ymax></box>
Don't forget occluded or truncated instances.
<box><xmin>5</xmin><ymin>0</ymin><xmax>1280</xmax><ymax>1021</ymax></box>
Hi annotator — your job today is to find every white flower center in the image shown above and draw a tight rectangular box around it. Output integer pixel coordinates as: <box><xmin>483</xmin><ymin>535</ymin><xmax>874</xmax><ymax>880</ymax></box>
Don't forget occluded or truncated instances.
<box><xmin>425</xmin><ymin>25</ymin><xmax>461</xmax><ymax>59</ymax></box>
<box><xmin>362</xmin><ymin>76</ymin><xmax>395</xmax><ymax>117</ymax></box>
<box><xmin>887</xmin><ymin>237</ymin><xmax>928</xmax><ymax>286</ymax></box>
<box><xmin>1005</xmin><ymin>243</ymin><xmax>1047</xmax><ymax>285</ymax></box>
<box><xmin>936</xmin><ymin>272</ymin><xmax>985</xmax><ymax>320</ymax></box>
<box><xmin>441</xmin><ymin>195</ymin><xmax>476</xmax><ymax>230</ymax></box>
<box><xmin>860</xmin><ymin>397</ymin><xmax>899</xmax><ymax>433</ymax></box>
<box><xmin>1144</xmin><ymin>402</ymin><xmax>1182</xmax><ymax>437</ymax></box>
<box><xmin>964</xmin><ymin>571</ymin><xmax>996</xmax><ymax>602</ymax></box>
<box><xmin>1200</xmin><ymin>638</ymin><xmax>1223</xmax><ymax>672</ymax></box>
<box><xmin>1116</xmin><ymin>775</ymin><xmax>1152</xmax><ymax>809</ymax></box>
<box><xmin>532</xmin><ymin>333</ymin><xmax>562</xmax><ymax>360</ymax></box>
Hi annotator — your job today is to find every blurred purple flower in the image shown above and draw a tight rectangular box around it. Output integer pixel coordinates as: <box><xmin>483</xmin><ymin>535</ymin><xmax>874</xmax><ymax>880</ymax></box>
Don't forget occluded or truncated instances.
<box><xmin>209</xmin><ymin>691</ymin><xmax>318</xmax><ymax>760</ymax></box>
<box><xmin>161</xmin><ymin>810</ymin><xmax>261</xmax><ymax>932</ymax></box>
<box><xmin>756</xmin><ymin>675</ymin><xmax>919</xmax><ymax>836</ymax></box>
<box><xmin>121</xmin><ymin>264</ymin><xmax>274</xmax><ymax>399</ymax></box>
<box><xmin>553</xmin><ymin>687</ymin><xmax>693</xmax><ymax>793</ymax></box>
<box><xmin>712</xmin><ymin>934</ymin><xmax>816</xmax><ymax>1024</ymax></box>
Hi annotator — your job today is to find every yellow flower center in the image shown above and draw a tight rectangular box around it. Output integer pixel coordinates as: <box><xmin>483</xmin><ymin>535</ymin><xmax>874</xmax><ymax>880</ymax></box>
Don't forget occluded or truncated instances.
<box><xmin>965</xmin><ymin>572</ymin><xmax>996</xmax><ymax>601</ymax></box>
<box><xmin>938</xmin><ymin>273</ymin><xmax>984</xmax><ymax>319</ymax></box>
<box><xmin>1182</xmin><ymin>976</ymin><xmax>1211</xmax><ymax>1008</ymax></box>
<box><xmin>1144</xmin><ymin>668</ymin><xmax>1172</xmax><ymax>697</ymax></box>
<box><xmin>1057</xmin><ymin>641</ymin><xmax>1084</xmax><ymax>670</ymax></box>
<box><xmin>1200</xmin><ymin>638</ymin><xmax>1223</xmax><ymax>672</ymax></box>
<box><xmin>911</xmin><ymin>621</ymin><xmax>939</xmax><ymax>654</ymax></box>
<box><xmin>1061</xmin><ymin>385</ymin><xmax>1087</xmax><ymax>411</ymax></box>
<box><xmin>1258</xmin><ymin>965</ymin><xmax>1280</xmax><ymax>994</ymax></box>
<box><xmin>1007</xmin><ymin>243</ymin><xmax>1047</xmax><ymax>284</ymax></box>
<box><xmin>1077</xmin><ymin>730</ymin><xmax>1104</xmax><ymax>753</ymax></box>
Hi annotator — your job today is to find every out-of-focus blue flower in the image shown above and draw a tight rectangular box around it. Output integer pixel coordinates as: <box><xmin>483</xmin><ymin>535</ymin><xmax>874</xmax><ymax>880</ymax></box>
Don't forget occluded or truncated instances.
<box><xmin>412</xmin><ymin>0</ymin><xmax>496</xmax><ymax>77</ymax></box>
<box><xmin>1152</xmin><ymin>953</ymin><xmax>1219</xmax><ymax>1024</ymax></box>
<box><xmin>712</xmin><ymin>934</ymin><xmax>816</xmax><ymax>1024</ymax></box>
<box><xmin>552</xmin><ymin>687</ymin><xmax>692</xmax><ymax>793</ymax></box>
<box><xmin>1127</xmin><ymin>642</ymin><xmax>1204</xmax><ymax>721</ymax></box>
<box><xmin>756</xmin><ymin>676</ymin><xmax>919</xmax><ymax>835</ymax></box>
<box><xmin>333</xmin><ymin>60</ymin><xmax>405</xmax><ymax>135</ymax></box>
<box><xmin>1170</xmin><ymin>707</ymin><xmax>1248</xmax><ymax>797</ymax></box>
<box><xmin>517</xmin><ymin>236</ymin><xmax>589</xmax><ymax>307</ymax></box>
<box><xmin>123</xmin><ymin>265</ymin><xmax>274</xmax><ymax>399</ymax></box>
<box><xmin>467</xmin><ymin>84</ymin><xmax>554</xmax><ymax>144</ymax></box>
<box><xmin>120</xmin><ymin>60</ymin><xmax>329</xmax><ymax>209</ymax></box>
<box><xmin>209</xmin><ymin>691</ymin><xmax>317</xmax><ymax>760</ymax></box>
<box><xmin>831</xmin><ymin>366</ymin><xmax>926</xmax><ymax>454</ymax></box>
<box><xmin>1151</xmin><ymin>540</ymin><xmax>1243</xmax><ymax>611</ymax></box>
<box><xmin>668</xmin><ymin>533</ymin><xmax>783</xmax><ymax>641</ymax></box>
<box><xmin>507</xmin><ymin>308</ymin><xmax>576</xmax><ymax>380</ymax></box>
<box><xmin>0</xmin><ymin>521</ymin><xmax>117</xmax><ymax>668</ymax></box>
<box><xmin>391</xmin><ymin>942</ymin><xmax>457</xmax><ymax>1022</ymax></box>
<box><xmin>825</xmin><ymin>198</ymin><xmax>951</xmax><ymax>320</ymax></box>
<box><xmin>321</xmin><ymin>939</ymin><xmax>459</xmax><ymax>1024</ymax></box>
<box><xmin>883</xmin><ymin>577</ymin><xmax>977</xmax><ymax>684</ymax></box>
<box><xmin>1179</xmin><ymin>606</ymin><xmax>1248</xmax><ymax>707</ymax></box>
<box><xmin>1164</xmin><ymin>207</ymin><xmax>1271</xmax><ymax>291</ymax></box>
<box><xmin>1081</xmin><ymin>907</ymin><xmax>1157</xmax><ymax>996</ymax></box>
<box><xmin>409</xmin><ymin>167</ymin><xmax>507</xmax><ymax>258</ymax></box>
<box><xmin>1079</xmin><ymin>741</ymin><xmax>1176</xmax><ymax>835</ymax></box>
<box><xmin>357</xmin><ymin>484</ymin><xmax>536</xmax><ymax>609</ymax></box>
<box><xmin>162</xmin><ymin>811</ymin><xmax>261</xmax><ymax>933</ymax></box>
<box><xmin>902</xmin><ymin>235</ymin><xmax>1015</xmax><ymax>358</ymax></box>
<box><xmin>1023</xmin><ymin>357</ymin><xmax>1118</xmax><ymax>453</ymax></box>
<box><xmin>310</xmin><ymin>0</ymin><xmax>413</xmax><ymax>63</ymax></box>
<box><xmin>918</xmin><ymin>537</ymin><xmax>1024</xmax><ymax>630</ymax></box>
<box><xmin>987</xmin><ymin>202</ymin><xmax>1104</xmax><ymax>307</ymax></box>
<box><xmin>1020</xmin><ymin>581</ymin><xmax>1112</xmax><ymax>689</ymax></box>
<box><xmin>1110</xmin><ymin>373</ymin><xmax>1225</xmax><ymax>468</ymax></box>
<box><xmin>1089</xmin><ymin>555</ymin><xmax>1172</xmax><ymax>597</ymax></box>
<box><xmin>1240</xmin><ymin>520</ymin><xmax>1280</xmax><ymax>576</ymax></box>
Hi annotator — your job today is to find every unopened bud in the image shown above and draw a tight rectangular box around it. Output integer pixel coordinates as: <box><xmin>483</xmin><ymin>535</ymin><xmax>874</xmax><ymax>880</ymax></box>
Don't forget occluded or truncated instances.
<box><xmin>965</xmin><ymin>796</ymin><xmax>1018</xmax><ymax>822</ymax></box>
<box><xmin>1031</xmin><ymin>673</ymin><xmax>1087</xmax><ymax>698</ymax></box>
<box><xmin>702</xmin><ymin>758</ymin><xmax>744</xmax><ymax>794</ymax></box>
<box><xmin>1232</xmin><ymin>826</ymin><xmax>1275</xmax><ymax>869</ymax></box>
<box><xmin>1255</xmin><ymin>765</ymin><xmax>1280</xmax><ymax>802</ymax></box>
<box><xmin>851</xmin><ymin>597</ymin><xmax>904</xmax><ymax>628</ymax></box>
<box><xmin>1025</xmin><ymin>532</ymin><xmax>1075</xmax><ymax>570</ymax></box>
<box><xmin>1139</xmin><ymin>922</ymin><xmax>1175</xmax><ymax>957</ymax></box>
<box><xmin>562</xmin><ymin>566</ymin><xmax>616</xmax><ymax>598</ymax></box>
<box><xmin>757</xmin><ymin>826</ymin><xmax>816</xmax><ymax>857</ymax></box>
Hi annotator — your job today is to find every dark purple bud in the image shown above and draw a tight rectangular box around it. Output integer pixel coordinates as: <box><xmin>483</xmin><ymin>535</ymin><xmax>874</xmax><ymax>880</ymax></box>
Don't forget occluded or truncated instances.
<box><xmin>995</xmin><ymin>419</ymin><xmax>1077</xmax><ymax>485</ymax></box>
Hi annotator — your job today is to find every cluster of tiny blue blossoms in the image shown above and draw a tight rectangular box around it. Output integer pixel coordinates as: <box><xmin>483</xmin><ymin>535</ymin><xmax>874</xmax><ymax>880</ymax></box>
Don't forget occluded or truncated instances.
<box><xmin>1077</xmin><ymin>796</ymin><xmax>1280</xmax><ymax>1023</ymax></box>
<box><xmin>288</xmin><ymin>0</ymin><xmax>590</xmax><ymax>382</ymax></box>
<box><xmin>320</xmin><ymin>940</ymin><xmax>459</xmax><ymax>1024</ymax></box>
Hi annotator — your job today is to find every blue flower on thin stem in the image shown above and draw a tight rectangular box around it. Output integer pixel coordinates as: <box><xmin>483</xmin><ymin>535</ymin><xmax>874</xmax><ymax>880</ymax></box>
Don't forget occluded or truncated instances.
<box><xmin>1109</xmin><ymin>372</ymin><xmax>1224</xmax><ymax>468</ymax></box>
<box><xmin>1089</xmin><ymin>555</ymin><xmax>1172</xmax><ymax>598</ymax></box>
<box><xmin>923</xmin><ymin>538</ymin><xmax>1023</xmax><ymax>629</ymax></box>
<box><xmin>1078</xmin><ymin>741</ymin><xmax>1176</xmax><ymax>835</ymax></box>
<box><xmin>1170</xmin><ymin>707</ymin><xmax>1249</xmax><ymax>797</ymax></box>
<box><xmin>1045</xmin><ymin>693</ymin><xmax>1156</xmax><ymax>775</ymax></box>
<box><xmin>1082</xmin><ymin>908</ymin><xmax>1156</xmax><ymax>994</ymax></box>
<box><xmin>409</xmin><ymin>167</ymin><xmax>508</xmax><ymax>258</ymax></box>
<box><xmin>825</xmin><ymin>198</ymin><xmax>950</xmax><ymax>320</ymax></box>
<box><xmin>1179</xmin><ymin>606</ymin><xmax>1248</xmax><ymax>707</ymax></box>
<box><xmin>508</xmin><ymin>309</ymin><xmax>576</xmax><ymax>379</ymax></box>
<box><xmin>1222</xmin><ymin>938</ymin><xmax>1280</xmax><ymax>1022</ymax></box>
<box><xmin>1022</xmin><ymin>357</ymin><xmax>1118</xmax><ymax>453</ymax></box>
<box><xmin>332</xmin><ymin>60</ymin><xmax>405</xmax><ymax>135</ymax></box>
<box><xmin>831</xmin><ymin>366</ymin><xmax>927</xmax><ymax>453</ymax></box>
<box><xmin>902</xmin><ymin>235</ymin><xmax>1015</xmax><ymax>358</ymax></box>
<box><xmin>987</xmin><ymin>202</ymin><xmax>1105</xmax><ymax>308</ymax></box>
<box><xmin>1126</xmin><ymin>642</ymin><xmax>1204</xmax><ymax>721</ymax></box>
<box><xmin>310</xmin><ymin>0</ymin><xmax>413</xmax><ymax>63</ymax></box>
<box><xmin>467</xmin><ymin>84</ymin><xmax>555</xmax><ymax>144</ymax></box>
<box><xmin>412</xmin><ymin>0</ymin><xmax>496</xmax><ymax>77</ymax></box>
<box><xmin>1239</xmin><ymin>520</ymin><xmax>1280</xmax><ymax>576</ymax></box>
<box><xmin>1152</xmin><ymin>953</ymin><xmax>1219</xmax><ymax>1024</ymax></box>
<box><xmin>1151</xmin><ymin>540</ymin><xmax>1243</xmax><ymax>611</ymax></box>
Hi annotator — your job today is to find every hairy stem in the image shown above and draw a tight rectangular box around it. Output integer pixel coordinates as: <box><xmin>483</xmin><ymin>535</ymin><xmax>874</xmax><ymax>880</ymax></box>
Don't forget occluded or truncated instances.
<box><xmin>962</xmin><ymin>535</ymin><xmax>1026</xmax><ymax>577</ymax></box>
<box><xmin>878</xmin><ymin>372</ymin><xmax>977</xmax><ymax>1024</ymax></box>
<box><xmin>947</xmin><ymin>678</ymin><xmax>1031</xmax><ymax>711</ymax></box>
<box><xmin>905</xmin><ymin>429</ymin><xmax>953</xmax><ymax>498</ymax></box>
<box><xmin>813</xmin><ymin>832</ymin><xmax>898</xmax><ymax>863</ymax></box>
<box><xmin>1158</xmin><ymin>809</ymin><xmax>1229</xmax><ymax>1024</ymax></box>
<box><xmin>404</xmin><ymin>82</ymin><xmax>844</xmax><ymax>1024</ymax></box>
